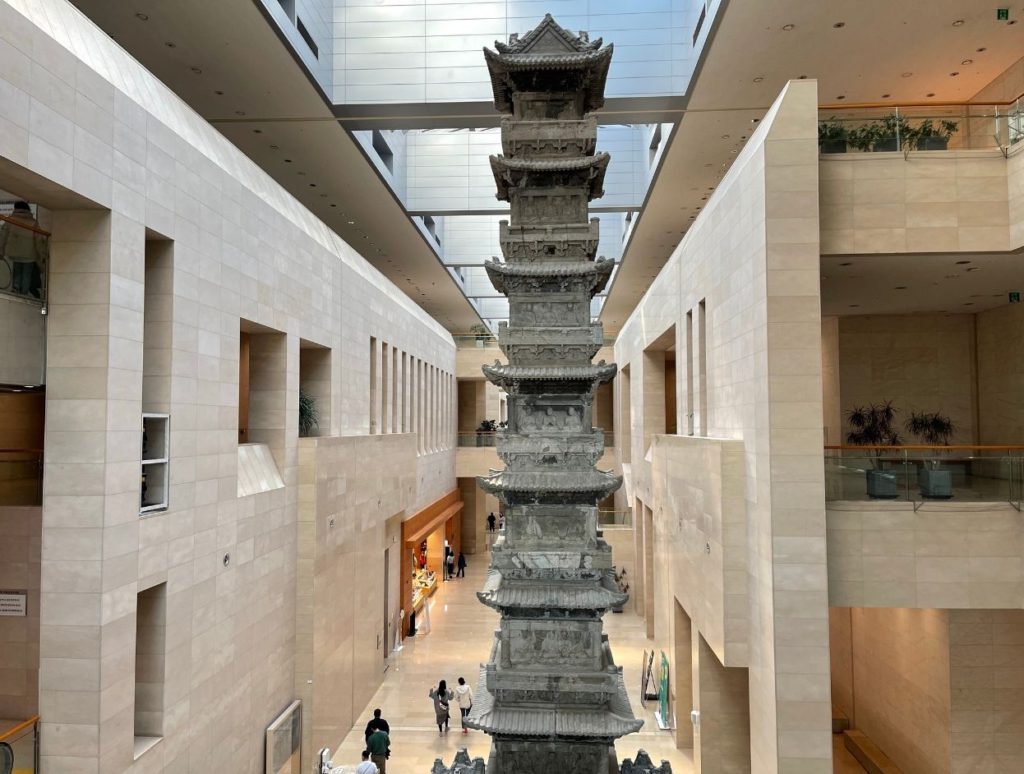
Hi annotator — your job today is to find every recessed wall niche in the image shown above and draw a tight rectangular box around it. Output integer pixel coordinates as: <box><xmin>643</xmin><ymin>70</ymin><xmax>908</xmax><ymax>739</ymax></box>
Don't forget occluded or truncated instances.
<box><xmin>299</xmin><ymin>340</ymin><xmax>331</xmax><ymax>437</ymax></box>
<box><xmin>141</xmin><ymin>238</ymin><xmax>173</xmax><ymax>514</ymax></box>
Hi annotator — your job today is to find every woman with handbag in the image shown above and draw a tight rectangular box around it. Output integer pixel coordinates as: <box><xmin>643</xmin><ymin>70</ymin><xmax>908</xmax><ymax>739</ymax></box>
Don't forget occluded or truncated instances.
<box><xmin>428</xmin><ymin>680</ymin><xmax>454</xmax><ymax>735</ymax></box>
<box><xmin>454</xmin><ymin>676</ymin><xmax>473</xmax><ymax>734</ymax></box>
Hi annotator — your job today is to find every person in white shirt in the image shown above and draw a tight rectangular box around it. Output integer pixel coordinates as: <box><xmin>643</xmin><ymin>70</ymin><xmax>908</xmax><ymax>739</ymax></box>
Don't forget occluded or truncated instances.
<box><xmin>454</xmin><ymin>676</ymin><xmax>474</xmax><ymax>735</ymax></box>
<box><xmin>354</xmin><ymin>749</ymin><xmax>378</xmax><ymax>774</ymax></box>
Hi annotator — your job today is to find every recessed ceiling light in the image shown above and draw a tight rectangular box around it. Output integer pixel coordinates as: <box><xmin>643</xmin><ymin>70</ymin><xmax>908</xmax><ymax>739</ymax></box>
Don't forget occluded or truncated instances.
<box><xmin>269</xmin><ymin>144</ymin><xmax>279</xmax><ymax>150</ymax></box>
<box><xmin>347</xmin><ymin>220</ymin><xmax>356</xmax><ymax>225</ymax></box>
<box><xmin>721</xmin><ymin>134</ymin><xmax>731</xmax><ymax>139</ymax></box>
<box><xmin>164</xmin><ymin>42</ymin><xmax>176</xmax><ymax>48</ymax></box>
<box><xmin>1010</xmin><ymin>20</ymin><xmax>1018</xmax><ymax>25</ymax></box>
<box><xmin>955</xmin><ymin>260</ymin><xmax>971</xmax><ymax>264</ymax></box>
<box><xmin>965</xmin><ymin>267</ymin><xmax>980</xmax><ymax>272</ymax></box>
<box><xmin>882</xmin><ymin>93</ymin><xmax>891</xmax><ymax>98</ymax></box>
<box><xmin>976</xmin><ymin>47</ymin><xmax>987</xmax><ymax>52</ymax></box>
<box><xmin>782</xmin><ymin>23</ymin><xmax>795</xmax><ymax>31</ymax></box>
<box><xmin>798</xmin><ymin>75</ymin><xmax>807</xmax><ymax>79</ymax></box>
<box><xmin>135</xmin><ymin>12</ymin><xmax>149</xmax><ymax>20</ymax></box>
<box><xmin>214</xmin><ymin>90</ymin><xmax>224</xmax><ymax>96</ymax></box>
<box><xmin>753</xmin><ymin>76</ymin><xmax>764</xmax><ymax>83</ymax></box>
<box><xmin>894</xmin><ymin>286</ymin><xmax>907</xmax><ymax>290</ymax></box>
<box><xmin>833</xmin><ymin>22</ymin><xmax>845</xmax><ymax>28</ymax></box>
<box><xmin>964</xmin><ymin>303</ymin><xmax>974</xmax><ymax>306</ymax></box>
<box><xmin>952</xmin><ymin>19</ymin><xmax>964</xmax><ymax>26</ymax></box>
<box><xmin>839</xmin><ymin>262</ymin><xmax>852</xmax><ymax>266</ymax></box>
<box><xmin>926</xmin><ymin>92</ymin><xmax>935</xmax><ymax>97</ymax></box>
<box><xmin>235</xmin><ymin>110</ymin><xmax>246</xmax><ymax>116</ymax></box>
<box><xmin>284</xmin><ymin>158</ymin><xmax>292</xmax><ymax>163</ymax></box>
<box><xmin>751</xmin><ymin>118</ymin><xmax>760</xmax><ymax>123</ymax></box>
<box><xmin>950</xmin><ymin>72</ymin><xmax>959</xmax><ymax>77</ymax></box>
<box><xmin>309</xmin><ymin>183</ymin><xmax>316</xmax><ymax>187</ymax></box>
<box><xmin>961</xmin><ymin>59</ymin><xmax>973</xmax><ymax>65</ymax></box>
<box><xmin>330</xmin><ymin>204</ymin><xmax>337</xmax><ymax>208</ymax></box>
<box><xmin>849</xmin><ymin>304</ymin><xmax>860</xmax><ymax>308</ymax></box>
<box><xmin>836</xmin><ymin>95</ymin><xmax>846</xmax><ymax>100</ymax></box>
<box><xmin>253</xmin><ymin>129</ymin><xmax>262</xmax><ymax>134</ymax></box>
<box><xmin>901</xmin><ymin>72</ymin><xmax>913</xmax><ymax>78</ymax></box>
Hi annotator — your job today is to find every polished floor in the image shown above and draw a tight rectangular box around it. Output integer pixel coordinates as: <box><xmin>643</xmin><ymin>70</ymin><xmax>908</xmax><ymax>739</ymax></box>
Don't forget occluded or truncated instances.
<box><xmin>328</xmin><ymin>551</ymin><xmax>865</xmax><ymax>773</ymax></box>
<box><xmin>328</xmin><ymin>551</ymin><xmax>695</xmax><ymax>773</ymax></box>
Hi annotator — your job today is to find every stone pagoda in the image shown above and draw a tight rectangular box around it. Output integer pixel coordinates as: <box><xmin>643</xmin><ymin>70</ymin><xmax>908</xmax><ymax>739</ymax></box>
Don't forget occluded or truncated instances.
<box><xmin>440</xmin><ymin>15</ymin><xmax>645</xmax><ymax>774</ymax></box>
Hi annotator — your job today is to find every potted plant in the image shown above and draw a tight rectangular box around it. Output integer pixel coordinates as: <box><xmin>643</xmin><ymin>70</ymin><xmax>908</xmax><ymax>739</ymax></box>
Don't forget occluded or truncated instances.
<box><xmin>818</xmin><ymin>119</ymin><xmax>849</xmax><ymax>153</ymax></box>
<box><xmin>299</xmin><ymin>388</ymin><xmax>319</xmax><ymax>437</ymax></box>
<box><xmin>905</xmin><ymin>411</ymin><xmax>955</xmax><ymax>497</ymax></box>
<box><xmin>469</xmin><ymin>323</ymin><xmax>491</xmax><ymax>348</ymax></box>
<box><xmin>912</xmin><ymin>119</ymin><xmax>958</xmax><ymax>151</ymax></box>
<box><xmin>847</xmin><ymin>123</ymin><xmax>879</xmax><ymax>152</ymax></box>
<box><xmin>477</xmin><ymin>418</ymin><xmax>498</xmax><ymax>446</ymax></box>
<box><xmin>846</xmin><ymin>401</ymin><xmax>902</xmax><ymax>498</ymax></box>
<box><xmin>872</xmin><ymin>113</ymin><xmax>913</xmax><ymax>152</ymax></box>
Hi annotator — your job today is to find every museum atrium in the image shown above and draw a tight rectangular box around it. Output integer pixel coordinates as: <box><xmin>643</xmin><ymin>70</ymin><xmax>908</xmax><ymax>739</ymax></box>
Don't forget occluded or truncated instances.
<box><xmin>1</xmin><ymin>1</ymin><xmax>1023</xmax><ymax>773</ymax></box>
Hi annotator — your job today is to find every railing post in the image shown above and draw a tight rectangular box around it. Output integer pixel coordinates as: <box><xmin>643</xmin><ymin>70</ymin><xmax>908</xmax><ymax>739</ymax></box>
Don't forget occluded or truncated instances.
<box><xmin>895</xmin><ymin>105</ymin><xmax>901</xmax><ymax>149</ymax></box>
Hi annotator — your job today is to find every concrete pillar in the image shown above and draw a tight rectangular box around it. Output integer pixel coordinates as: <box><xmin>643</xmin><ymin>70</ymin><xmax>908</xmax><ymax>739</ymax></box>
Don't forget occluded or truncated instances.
<box><xmin>674</xmin><ymin>600</ymin><xmax>694</xmax><ymax>750</ymax></box>
<box><xmin>40</xmin><ymin>210</ymin><xmax>145</xmax><ymax>773</ymax></box>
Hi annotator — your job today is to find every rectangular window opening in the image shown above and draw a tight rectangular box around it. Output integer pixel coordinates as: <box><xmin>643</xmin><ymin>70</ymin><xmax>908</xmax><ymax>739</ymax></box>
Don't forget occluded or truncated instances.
<box><xmin>134</xmin><ymin>582</ymin><xmax>166</xmax><ymax>755</ymax></box>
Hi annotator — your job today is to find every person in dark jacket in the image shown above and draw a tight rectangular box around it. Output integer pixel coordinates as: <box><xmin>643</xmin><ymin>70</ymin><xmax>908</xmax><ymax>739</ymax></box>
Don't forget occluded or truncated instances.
<box><xmin>456</xmin><ymin>552</ymin><xmax>467</xmax><ymax>578</ymax></box>
<box><xmin>486</xmin><ymin>512</ymin><xmax>496</xmax><ymax>532</ymax></box>
<box><xmin>363</xmin><ymin>708</ymin><xmax>389</xmax><ymax>743</ymax></box>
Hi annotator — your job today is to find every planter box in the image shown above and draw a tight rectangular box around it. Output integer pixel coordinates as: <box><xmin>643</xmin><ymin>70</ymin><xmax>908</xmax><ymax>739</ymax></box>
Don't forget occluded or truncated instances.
<box><xmin>916</xmin><ymin>136</ymin><xmax>949</xmax><ymax>151</ymax></box>
<box><xmin>918</xmin><ymin>467</ymin><xmax>953</xmax><ymax>498</ymax></box>
<box><xmin>866</xmin><ymin>469</ymin><xmax>899</xmax><ymax>499</ymax></box>
<box><xmin>820</xmin><ymin>140</ymin><xmax>847</xmax><ymax>154</ymax></box>
<box><xmin>872</xmin><ymin>138</ymin><xmax>899</xmax><ymax>152</ymax></box>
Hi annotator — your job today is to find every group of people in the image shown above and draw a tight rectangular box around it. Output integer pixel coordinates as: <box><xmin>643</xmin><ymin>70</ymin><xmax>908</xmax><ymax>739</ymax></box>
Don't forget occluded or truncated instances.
<box><xmin>486</xmin><ymin>511</ymin><xmax>503</xmax><ymax>532</ymax></box>
<box><xmin>443</xmin><ymin>541</ymin><xmax>467</xmax><ymax>580</ymax></box>
<box><xmin>351</xmin><ymin>678</ymin><xmax>473</xmax><ymax>772</ymax></box>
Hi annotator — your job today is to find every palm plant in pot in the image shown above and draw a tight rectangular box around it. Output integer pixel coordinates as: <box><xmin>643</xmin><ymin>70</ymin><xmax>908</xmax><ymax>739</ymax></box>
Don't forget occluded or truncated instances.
<box><xmin>905</xmin><ymin>411</ymin><xmax>955</xmax><ymax>497</ymax></box>
<box><xmin>299</xmin><ymin>388</ymin><xmax>320</xmax><ymax>437</ymax></box>
<box><xmin>846</xmin><ymin>401</ymin><xmax>902</xmax><ymax>498</ymax></box>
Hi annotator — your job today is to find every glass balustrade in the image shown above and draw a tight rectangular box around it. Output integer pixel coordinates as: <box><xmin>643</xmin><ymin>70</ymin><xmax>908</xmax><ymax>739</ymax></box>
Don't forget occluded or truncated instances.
<box><xmin>824</xmin><ymin>446</ymin><xmax>1024</xmax><ymax>507</ymax></box>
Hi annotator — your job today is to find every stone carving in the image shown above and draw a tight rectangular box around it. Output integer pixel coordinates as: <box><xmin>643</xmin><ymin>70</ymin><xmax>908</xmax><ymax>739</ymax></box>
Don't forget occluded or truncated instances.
<box><xmin>620</xmin><ymin>751</ymin><xmax>673</xmax><ymax>774</ymax></box>
<box><xmin>432</xmin><ymin>749</ymin><xmax>487</xmax><ymax>774</ymax></box>
<box><xmin>452</xmin><ymin>14</ymin><xmax>640</xmax><ymax>774</ymax></box>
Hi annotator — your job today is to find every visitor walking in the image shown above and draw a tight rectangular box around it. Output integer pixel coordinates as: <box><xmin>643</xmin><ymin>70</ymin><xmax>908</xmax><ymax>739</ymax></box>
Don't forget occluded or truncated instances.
<box><xmin>355</xmin><ymin>750</ymin><xmax>378</xmax><ymax>774</ymax></box>
<box><xmin>446</xmin><ymin>545</ymin><xmax>455</xmax><ymax>580</ymax></box>
<box><xmin>365</xmin><ymin>727</ymin><xmax>390</xmax><ymax>773</ymax></box>
<box><xmin>454</xmin><ymin>676</ymin><xmax>473</xmax><ymax>734</ymax></box>
<box><xmin>487</xmin><ymin>512</ymin><xmax>496</xmax><ymax>532</ymax></box>
<box><xmin>429</xmin><ymin>680</ymin><xmax>454</xmax><ymax>735</ymax></box>
<box><xmin>363</xmin><ymin>708</ymin><xmax>389</xmax><ymax>744</ymax></box>
<box><xmin>456</xmin><ymin>552</ymin><xmax>467</xmax><ymax>578</ymax></box>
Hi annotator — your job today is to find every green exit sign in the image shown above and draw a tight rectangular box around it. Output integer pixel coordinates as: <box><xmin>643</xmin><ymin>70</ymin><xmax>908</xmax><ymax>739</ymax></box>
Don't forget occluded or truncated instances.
<box><xmin>1010</xmin><ymin>292</ymin><xmax>1021</xmax><ymax>303</ymax></box>
<box><xmin>998</xmin><ymin>8</ymin><xmax>1010</xmax><ymax>20</ymax></box>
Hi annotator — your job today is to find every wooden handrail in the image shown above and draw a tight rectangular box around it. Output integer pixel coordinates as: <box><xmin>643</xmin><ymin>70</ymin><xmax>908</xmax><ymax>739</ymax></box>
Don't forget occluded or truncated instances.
<box><xmin>0</xmin><ymin>448</ymin><xmax>43</xmax><ymax>454</ymax></box>
<box><xmin>825</xmin><ymin>444</ymin><xmax>1024</xmax><ymax>451</ymax></box>
<box><xmin>0</xmin><ymin>714</ymin><xmax>39</xmax><ymax>742</ymax></box>
<box><xmin>0</xmin><ymin>212</ymin><xmax>51</xmax><ymax>237</ymax></box>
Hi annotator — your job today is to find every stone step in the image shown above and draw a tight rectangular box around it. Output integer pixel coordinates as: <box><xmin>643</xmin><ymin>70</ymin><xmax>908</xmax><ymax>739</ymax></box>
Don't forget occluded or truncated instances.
<box><xmin>842</xmin><ymin>729</ymin><xmax>902</xmax><ymax>774</ymax></box>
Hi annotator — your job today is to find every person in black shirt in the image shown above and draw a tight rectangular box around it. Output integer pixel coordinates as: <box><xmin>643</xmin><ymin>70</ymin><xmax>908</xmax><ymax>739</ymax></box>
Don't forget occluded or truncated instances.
<box><xmin>486</xmin><ymin>512</ymin><xmax>496</xmax><ymax>532</ymax></box>
<box><xmin>364</xmin><ymin>708</ymin><xmax>390</xmax><ymax>743</ymax></box>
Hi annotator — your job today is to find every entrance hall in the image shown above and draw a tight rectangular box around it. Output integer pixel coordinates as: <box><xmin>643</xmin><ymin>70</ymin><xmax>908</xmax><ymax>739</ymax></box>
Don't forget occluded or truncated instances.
<box><xmin>330</xmin><ymin>555</ymin><xmax>697</xmax><ymax>773</ymax></box>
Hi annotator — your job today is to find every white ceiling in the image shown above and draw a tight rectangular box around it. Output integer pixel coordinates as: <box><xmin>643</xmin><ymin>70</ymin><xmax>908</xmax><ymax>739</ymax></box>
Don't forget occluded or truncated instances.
<box><xmin>821</xmin><ymin>252</ymin><xmax>1024</xmax><ymax>316</ymax></box>
<box><xmin>601</xmin><ymin>0</ymin><xmax>1024</xmax><ymax>333</ymax></box>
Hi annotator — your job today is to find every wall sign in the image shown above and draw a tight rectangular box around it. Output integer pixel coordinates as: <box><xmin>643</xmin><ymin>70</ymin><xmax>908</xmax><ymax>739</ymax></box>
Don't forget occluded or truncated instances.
<box><xmin>1010</xmin><ymin>292</ymin><xmax>1020</xmax><ymax>303</ymax></box>
<box><xmin>0</xmin><ymin>591</ymin><xmax>27</xmax><ymax>616</ymax></box>
<box><xmin>997</xmin><ymin>9</ymin><xmax>1010</xmax><ymax>20</ymax></box>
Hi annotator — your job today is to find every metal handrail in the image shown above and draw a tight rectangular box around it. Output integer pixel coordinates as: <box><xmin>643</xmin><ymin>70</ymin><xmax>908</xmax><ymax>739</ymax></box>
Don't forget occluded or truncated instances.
<box><xmin>0</xmin><ymin>715</ymin><xmax>40</xmax><ymax>774</ymax></box>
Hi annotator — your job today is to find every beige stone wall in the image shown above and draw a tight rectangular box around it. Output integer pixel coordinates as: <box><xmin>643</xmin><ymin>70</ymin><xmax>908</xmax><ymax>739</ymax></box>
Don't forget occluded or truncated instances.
<box><xmin>828</xmin><ymin>608</ymin><xmax>854</xmax><ymax>722</ymax></box>
<box><xmin>948</xmin><ymin>609</ymin><xmax>1024</xmax><ymax>774</ymax></box>
<box><xmin>827</xmin><ymin>503</ymin><xmax>1022</xmax><ymax>608</ymax></box>
<box><xmin>615</xmin><ymin>80</ymin><xmax>830</xmax><ymax>773</ymax></box>
<box><xmin>837</xmin><ymin>314</ymin><xmax>978</xmax><ymax>445</ymax></box>
<box><xmin>0</xmin><ymin>3</ymin><xmax>457</xmax><ymax>772</ymax></box>
<box><xmin>849</xmin><ymin>607</ymin><xmax>952</xmax><ymax>774</ymax></box>
<box><xmin>976</xmin><ymin>303</ymin><xmax>1024</xmax><ymax>444</ymax></box>
<box><xmin>819</xmin><ymin>153</ymin><xmax>1011</xmax><ymax>255</ymax></box>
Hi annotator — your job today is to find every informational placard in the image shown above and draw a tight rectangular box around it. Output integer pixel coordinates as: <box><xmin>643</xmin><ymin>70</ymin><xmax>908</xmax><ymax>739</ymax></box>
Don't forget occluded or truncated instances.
<box><xmin>0</xmin><ymin>591</ymin><xmax>27</xmax><ymax>616</ymax></box>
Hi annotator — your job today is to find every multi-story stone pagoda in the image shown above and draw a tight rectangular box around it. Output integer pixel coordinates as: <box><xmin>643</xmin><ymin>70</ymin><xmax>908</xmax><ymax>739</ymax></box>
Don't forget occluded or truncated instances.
<box><xmin>443</xmin><ymin>15</ymin><xmax>645</xmax><ymax>774</ymax></box>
